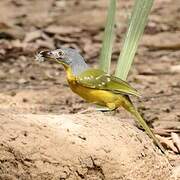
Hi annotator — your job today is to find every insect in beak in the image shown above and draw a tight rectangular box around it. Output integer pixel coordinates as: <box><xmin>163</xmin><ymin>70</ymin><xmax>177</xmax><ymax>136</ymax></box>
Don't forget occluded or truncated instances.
<box><xmin>35</xmin><ymin>49</ymin><xmax>66</xmax><ymax>66</ymax></box>
<box><xmin>35</xmin><ymin>50</ymin><xmax>54</xmax><ymax>62</ymax></box>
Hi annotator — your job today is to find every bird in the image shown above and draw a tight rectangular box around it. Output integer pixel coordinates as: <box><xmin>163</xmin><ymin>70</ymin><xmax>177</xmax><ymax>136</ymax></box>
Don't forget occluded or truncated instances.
<box><xmin>36</xmin><ymin>47</ymin><xmax>165</xmax><ymax>153</ymax></box>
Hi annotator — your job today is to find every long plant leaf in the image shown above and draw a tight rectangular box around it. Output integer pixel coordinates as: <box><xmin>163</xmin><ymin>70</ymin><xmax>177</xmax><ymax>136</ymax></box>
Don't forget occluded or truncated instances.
<box><xmin>99</xmin><ymin>0</ymin><xmax>116</xmax><ymax>73</ymax></box>
<box><xmin>115</xmin><ymin>0</ymin><xmax>154</xmax><ymax>80</ymax></box>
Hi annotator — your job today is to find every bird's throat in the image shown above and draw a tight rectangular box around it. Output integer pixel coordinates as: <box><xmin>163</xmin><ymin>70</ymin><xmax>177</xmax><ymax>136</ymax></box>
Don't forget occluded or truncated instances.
<box><xmin>63</xmin><ymin>65</ymin><xmax>76</xmax><ymax>82</ymax></box>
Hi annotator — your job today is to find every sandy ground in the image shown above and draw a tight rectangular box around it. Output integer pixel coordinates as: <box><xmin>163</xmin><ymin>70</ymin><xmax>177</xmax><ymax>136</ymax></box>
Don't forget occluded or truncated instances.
<box><xmin>0</xmin><ymin>0</ymin><xmax>180</xmax><ymax>179</ymax></box>
<box><xmin>0</xmin><ymin>113</ymin><xmax>173</xmax><ymax>179</ymax></box>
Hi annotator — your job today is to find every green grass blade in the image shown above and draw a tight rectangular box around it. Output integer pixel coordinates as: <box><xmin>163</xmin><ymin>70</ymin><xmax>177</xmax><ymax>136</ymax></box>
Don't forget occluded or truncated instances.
<box><xmin>115</xmin><ymin>0</ymin><xmax>154</xmax><ymax>80</ymax></box>
<box><xmin>99</xmin><ymin>0</ymin><xmax>116</xmax><ymax>73</ymax></box>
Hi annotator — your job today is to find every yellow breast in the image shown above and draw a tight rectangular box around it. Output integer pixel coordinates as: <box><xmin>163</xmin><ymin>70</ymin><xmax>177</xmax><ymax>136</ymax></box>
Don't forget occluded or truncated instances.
<box><xmin>65</xmin><ymin>66</ymin><xmax>123</xmax><ymax>109</ymax></box>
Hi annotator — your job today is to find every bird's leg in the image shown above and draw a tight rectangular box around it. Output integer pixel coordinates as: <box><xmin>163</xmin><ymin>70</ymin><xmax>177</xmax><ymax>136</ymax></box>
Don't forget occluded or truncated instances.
<box><xmin>78</xmin><ymin>104</ymin><xmax>115</xmax><ymax>114</ymax></box>
<box><xmin>95</xmin><ymin>104</ymin><xmax>116</xmax><ymax>116</ymax></box>
<box><xmin>77</xmin><ymin>107</ymin><xmax>98</xmax><ymax>114</ymax></box>
<box><xmin>95</xmin><ymin>105</ymin><xmax>112</xmax><ymax>112</ymax></box>
<box><xmin>77</xmin><ymin>104</ymin><xmax>107</xmax><ymax>114</ymax></box>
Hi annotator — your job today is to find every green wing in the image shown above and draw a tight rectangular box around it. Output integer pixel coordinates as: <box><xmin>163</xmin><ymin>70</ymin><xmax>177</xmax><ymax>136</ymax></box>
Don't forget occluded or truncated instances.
<box><xmin>76</xmin><ymin>69</ymin><xmax>140</xmax><ymax>97</ymax></box>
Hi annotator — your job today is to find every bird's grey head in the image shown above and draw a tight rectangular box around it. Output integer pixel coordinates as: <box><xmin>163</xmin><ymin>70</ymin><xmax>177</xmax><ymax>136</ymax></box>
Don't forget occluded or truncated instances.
<box><xmin>36</xmin><ymin>48</ymin><xmax>89</xmax><ymax>76</ymax></box>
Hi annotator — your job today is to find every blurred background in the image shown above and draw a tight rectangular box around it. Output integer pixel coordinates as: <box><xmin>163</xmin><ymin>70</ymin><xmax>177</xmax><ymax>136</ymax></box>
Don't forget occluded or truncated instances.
<box><xmin>0</xmin><ymin>0</ymin><xmax>179</xmax><ymax>160</ymax></box>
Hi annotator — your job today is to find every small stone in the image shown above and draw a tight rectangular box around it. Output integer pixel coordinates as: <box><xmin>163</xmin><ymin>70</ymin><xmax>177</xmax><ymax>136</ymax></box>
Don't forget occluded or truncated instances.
<box><xmin>18</xmin><ymin>78</ymin><xmax>28</xmax><ymax>84</ymax></box>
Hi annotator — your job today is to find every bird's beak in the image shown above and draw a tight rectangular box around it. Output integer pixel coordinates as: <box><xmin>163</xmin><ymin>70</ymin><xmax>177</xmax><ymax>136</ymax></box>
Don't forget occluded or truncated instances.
<box><xmin>35</xmin><ymin>50</ymin><xmax>55</xmax><ymax>62</ymax></box>
<box><xmin>35</xmin><ymin>49</ymin><xmax>66</xmax><ymax>66</ymax></box>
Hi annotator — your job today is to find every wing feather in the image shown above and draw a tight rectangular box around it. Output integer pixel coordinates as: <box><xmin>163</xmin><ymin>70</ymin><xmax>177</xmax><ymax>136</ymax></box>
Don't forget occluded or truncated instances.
<box><xmin>76</xmin><ymin>69</ymin><xmax>140</xmax><ymax>97</ymax></box>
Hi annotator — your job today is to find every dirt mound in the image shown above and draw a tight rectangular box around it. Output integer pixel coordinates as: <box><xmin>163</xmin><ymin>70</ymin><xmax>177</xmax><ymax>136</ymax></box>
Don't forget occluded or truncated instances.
<box><xmin>0</xmin><ymin>112</ymin><xmax>172</xmax><ymax>180</ymax></box>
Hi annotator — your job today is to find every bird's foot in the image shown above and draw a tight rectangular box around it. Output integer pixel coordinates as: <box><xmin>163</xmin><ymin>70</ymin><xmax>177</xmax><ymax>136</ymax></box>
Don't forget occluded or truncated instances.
<box><xmin>77</xmin><ymin>103</ymin><xmax>117</xmax><ymax>116</ymax></box>
<box><xmin>77</xmin><ymin>106</ymin><xmax>114</xmax><ymax>114</ymax></box>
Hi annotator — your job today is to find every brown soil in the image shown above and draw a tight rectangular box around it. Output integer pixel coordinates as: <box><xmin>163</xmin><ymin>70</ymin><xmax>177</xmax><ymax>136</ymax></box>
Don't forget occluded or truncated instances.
<box><xmin>0</xmin><ymin>0</ymin><xmax>179</xmax><ymax>179</ymax></box>
<box><xmin>0</xmin><ymin>113</ymin><xmax>172</xmax><ymax>180</ymax></box>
